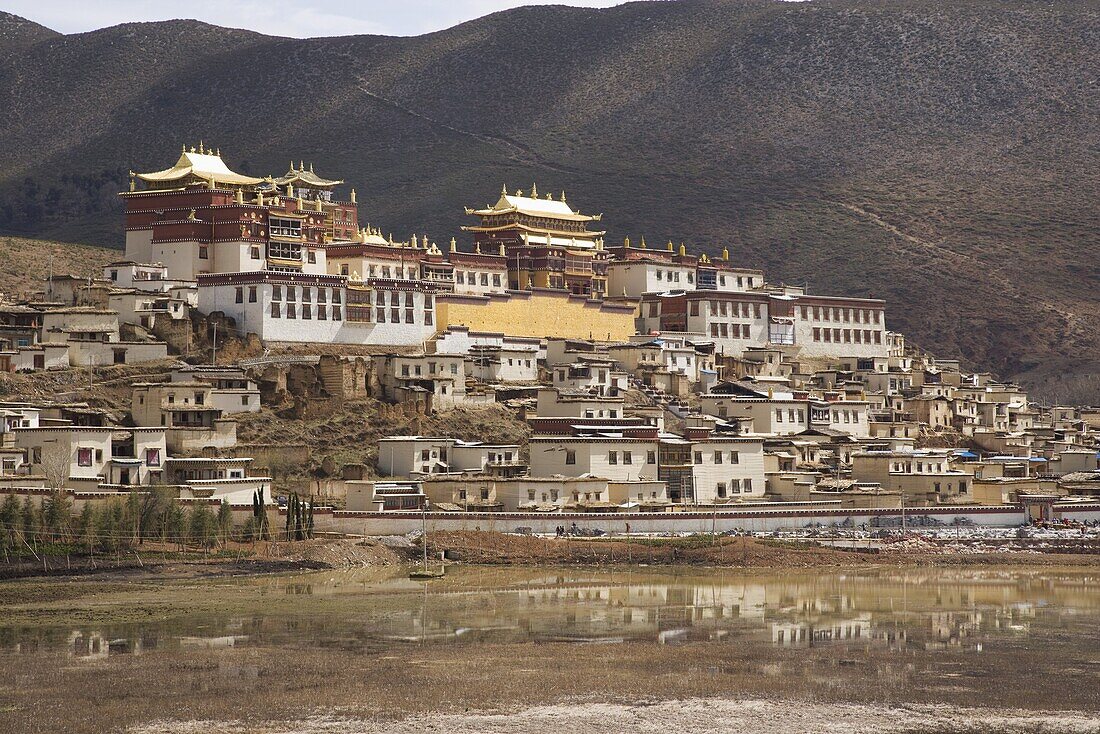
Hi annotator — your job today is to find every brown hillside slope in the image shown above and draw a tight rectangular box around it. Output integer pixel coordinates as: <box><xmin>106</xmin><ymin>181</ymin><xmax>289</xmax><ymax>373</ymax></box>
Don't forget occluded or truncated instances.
<box><xmin>0</xmin><ymin>236</ymin><xmax>115</xmax><ymax>299</ymax></box>
<box><xmin>0</xmin><ymin>2</ymin><xmax>1096</xmax><ymax>399</ymax></box>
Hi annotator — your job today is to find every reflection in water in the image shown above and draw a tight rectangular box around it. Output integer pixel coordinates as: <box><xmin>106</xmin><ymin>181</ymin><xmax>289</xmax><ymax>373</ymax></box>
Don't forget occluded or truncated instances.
<box><xmin>4</xmin><ymin>567</ymin><xmax>1099</xmax><ymax>661</ymax></box>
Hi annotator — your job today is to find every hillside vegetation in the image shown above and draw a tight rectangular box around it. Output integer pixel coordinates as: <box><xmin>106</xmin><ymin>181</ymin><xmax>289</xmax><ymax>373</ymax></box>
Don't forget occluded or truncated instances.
<box><xmin>0</xmin><ymin>2</ymin><xmax>1097</xmax><ymax>399</ymax></box>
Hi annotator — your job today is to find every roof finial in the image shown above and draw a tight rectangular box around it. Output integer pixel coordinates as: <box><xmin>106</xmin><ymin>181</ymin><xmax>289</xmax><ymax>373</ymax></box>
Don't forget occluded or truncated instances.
<box><xmin>350</xmin><ymin>188</ymin><xmax>357</xmax><ymax>204</ymax></box>
<box><xmin>475</xmin><ymin>242</ymin><xmax>482</xmax><ymax>254</ymax></box>
<box><xmin>666</xmin><ymin>240</ymin><xmax>673</xmax><ymax>251</ymax></box>
<box><xmin>679</xmin><ymin>242</ymin><xmax>687</xmax><ymax>256</ymax></box>
<box><xmin>722</xmin><ymin>246</ymin><xmax>730</xmax><ymax>260</ymax></box>
<box><xmin>450</xmin><ymin>236</ymin><xmax>457</xmax><ymax>253</ymax></box>
<box><xmin>640</xmin><ymin>236</ymin><xmax>647</xmax><ymax>249</ymax></box>
<box><xmin>501</xmin><ymin>183</ymin><xmax>508</xmax><ymax>196</ymax></box>
<box><xmin>422</xmin><ymin>234</ymin><xmax>429</xmax><ymax>248</ymax></box>
<box><xmin>560</xmin><ymin>190</ymin><xmax>566</xmax><ymax>203</ymax></box>
<box><xmin>624</xmin><ymin>236</ymin><xmax>630</xmax><ymax>249</ymax></box>
<box><xmin>182</xmin><ymin>143</ymin><xmax>187</xmax><ymax>153</ymax></box>
<box><xmin>300</xmin><ymin>160</ymin><xmax>304</xmax><ymax>171</ymax></box>
<box><xmin>198</xmin><ymin>141</ymin><xmax>205</xmax><ymax>154</ymax></box>
<box><xmin>530</xmin><ymin>182</ymin><xmax>537</xmax><ymax>198</ymax></box>
<box><xmin>290</xmin><ymin>160</ymin><xmax>296</xmax><ymax>171</ymax></box>
<box><xmin>309</xmin><ymin>162</ymin><xmax>315</xmax><ymax>172</ymax></box>
<box><xmin>499</xmin><ymin>242</ymin><xmax>505</xmax><ymax>256</ymax></box>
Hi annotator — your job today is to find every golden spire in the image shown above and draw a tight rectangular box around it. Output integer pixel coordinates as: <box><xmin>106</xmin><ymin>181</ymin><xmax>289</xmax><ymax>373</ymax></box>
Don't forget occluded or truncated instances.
<box><xmin>190</xmin><ymin>145</ymin><xmax>196</xmax><ymax>153</ymax></box>
<box><xmin>560</xmin><ymin>190</ymin><xmax>566</xmax><ymax>203</ymax></box>
<box><xmin>128</xmin><ymin>171</ymin><xmax>136</xmax><ymax>192</ymax></box>
<box><xmin>515</xmin><ymin>188</ymin><xmax>522</xmax><ymax>196</ymax></box>
<box><xmin>235</xmin><ymin>188</ymin><xmax>244</xmax><ymax>204</ymax></box>
<box><xmin>350</xmin><ymin>188</ymin><xmax>357</xmax><ymax>204</ymax></box>
<box><xmin>450</xmin><ymin>237</ymin><xmax>457</xmax><ymax>253</ymax></box>
<box><xmin>530</xmin><ymin>182</ymin><xmax>537</xmax><ymax>198</ymax></box>
<box><xmin>679</xmin><ymin>242</ymin><xmax>686</xmax><ymax>256</ymax></box>
<box><xmin>624</xmin><ymin>236</ymin><xmax>630</xmax><ymax>249</ymax></box>
<box><xmin>640</xmin><ymin>236</ymin><xmax>647</xmax><ymax>249</ymax></box>
<box><xmin>501</xmin><ymin>183</ymin><xmax>508</xmax><ymax>196</ymax></box>
<box><xmin>309</xmin><ymin>162</ymin><xmax>315</xmax><ymax>172</ymax></box>
<box><xmin>666</xmin><ymin>240</ymin><xmax>673</xmax><ymax>252</ymax></box>
<box><xmin>475</xmin><ymin>242</ymin><xmax>482</xmax><ymax>254</ymax></box>
<box><xmin>722</xmin><ymin>246</ymin><xmax>729</xmax><ymax>260</ymax></box>
<box><xmin>499</xmin><ymin>242</ymin><xmax>506</xmax><ymax>256</ymax></box>
<box><xmin>198</xmin><ymin>141</ymin><xmax>204</xmax><ymax>154</ymax></box>
<box><xmin>216</xmin><ymin>148</ymin><xmax>221</xmax><ymax>156</ymax></box>
<box><xmin>422</xmin><ymin>234</ymin><xmax>429</xmax><ymax>248</ymax></box>
<box><xmin>290</xmin><ymin>160</ymin><xmax>296</xmax><ymax>171</ymax></box>
<box><xmin>546</xmin><ymin>192</ymin><xmax>553</xmax><ymax>200</ymax></box>
<box><xmin>287</xmin><ymin>183</ymin><xmax>295</xmax><ymax>198</ymax></box>
<box><xmin>300</xmin><ymin>160</ymin><xmax>305</xmax><ymax>170</ymax></box>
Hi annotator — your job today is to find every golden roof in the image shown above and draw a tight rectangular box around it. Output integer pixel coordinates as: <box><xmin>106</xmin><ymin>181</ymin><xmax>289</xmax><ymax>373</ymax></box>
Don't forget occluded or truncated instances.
<box><xmin>135</xmin><ymin>148</ymin><xmax>263</xmax><ymax>187</ymax></box>
<box><xmin>466</xmin><ymin>188</ymin><xmax>600</xmax><ymax>223</ymax></box>
<box><xmin>272</xmin><ymin>161</ymin><xmax>344</xmax><ymax>189</ymax></box>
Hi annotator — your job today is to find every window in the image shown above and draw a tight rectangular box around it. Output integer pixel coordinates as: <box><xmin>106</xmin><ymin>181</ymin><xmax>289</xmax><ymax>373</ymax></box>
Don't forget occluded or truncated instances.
<box><xmin>608</xmin><ymin>451</ymin><xmax>618</xmax><ymax>465</ymax></box>
<box><xmin>623</xmin><ymin>451</ymin><xmax>632</xmax><ymax>465</ymax></box>
<box><xmin>714</xmin><ymin>451</ymin><xmax>723</xmax><ymax>464</ymax></box>
<box><xmin>694</xmin><ymin>451</ymin><xmax>703</xmax><ymax>464</ymax></box>
<box><xmin>251</xmin><ymin>246</ymin><xmax>261</xmax><ymax>260</ymax></box>
<box><xmin>565</xmin><ymin>450</ymin><xmax>576</xmax><ymax>465</ymax></box>
<box><xmin>302</xmin><ymin>305</ymin><xmax>312</xmax><ymax>320</ymax></box>
<box><xmin>235</xmin><ymin>287</ymin><xmax>243</xmax><ymax>304</ymax></box>
<box><xmin>146</xmin><ymin>448</ymin><xmax>161</xmax><ymax>466</ymax></box>
<box><xmin>248</xmin><ymin>286</ymin><xmax>257</xmax><ymax>303</ymax></box>
<box><xmin>241</xmin><ymin>396</ymin><xmax>250</xmax><ymax>406</ymax></box>
<box><xmin>286</xmin><ymin>287</ymin><xmax>296</xmax><ymax>302</ymax></box>
<box><xmin>775</xmin><ymin>409</ymin><xmax>784</xmax><ymax>423</ymax></box>
<box><xmin>308</xmin><ymin>251</ymin><xmax>317</xmax><ymax>264</ymax></box>
<box><xmin>647</xmin><ymin>450</ymin><xmax>656</xmax><ymax>464</ymax></box>
<box><xmin>318</xmin><ymin>304</ymin><xmax>327</xmax><ymax>320</ymax></box>
<box><xmin>286</xmin><ymin>304</ymin><xmax>296</xmax><ymax>319</ymax></box>
<box><xmin>199</xmin><ymin>245</ymin><xmax>208</xmax><ymax>259</ymax></box>
<box><xmin>332</xmin><ymin>307</ymin><xmax>342</xmax><ymax>320</ymax></box>
<box><xmin>717</xmin><ymin>482</ymin><xmax>727</xmax><ymax>498</ymax></box>
<box><xmin>730</xmin><ymin>451</ymin><xmax>739</xmax><ymax>464</ymax></box>
<box><xmin>77</xmin><ymin>448</ymin><xmax>92</xmax><ymax>467</ymax></box>
<box><xmin>272</xmin><ymin>285</ymin><xmax>283</xmax><ymax>301</ymax></box>
<box><xmin>743</xmin><ymin>478</ymin><xmax>752</xmax><ymax>493</ymax></box>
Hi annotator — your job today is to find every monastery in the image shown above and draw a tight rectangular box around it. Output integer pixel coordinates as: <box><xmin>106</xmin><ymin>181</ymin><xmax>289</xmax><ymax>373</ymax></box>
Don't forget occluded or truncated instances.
<box><xmin>1</xmin><ymin>146</ymin><xmax>1097</xmax><ymax>533</ymax></box>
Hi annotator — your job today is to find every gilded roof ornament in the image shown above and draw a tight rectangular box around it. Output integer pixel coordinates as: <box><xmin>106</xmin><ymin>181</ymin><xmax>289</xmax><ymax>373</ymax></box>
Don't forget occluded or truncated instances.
<box><xmin>501</xmin><ymin>183</ymin><xmax>508</xmax><ymax>196</ymax></box>
<box><xmin>722</xmin><ymin>246</ymin><xmax>730</xmax><ymax>260</ymax></box>
<box><xmin>640</xmin><ymin>236</ymin><xmax>647</xmax><ymax>249</ymax></box>
<box><xmin>666</xmin><ymin>240</ymin><xmax>673</xmax><ymax>251</ymax></box>
<box><xmin>475</xmin><ymin>242</ymin><xmax>482</xmax><ymax>254</ymax></box>
<box><xmin>450</xmin><ymin>237</ymin><xmax>457</xmax><ymax>253</ymax></box>
<box><xmin>624</xmin><ymin>236</ymin><xmax>630</xmax><ymax>248</ymax></box>
<box><xmin>679</xmin><ymin>242</ymin><xmax>686</xmax><ymax>256</ymax></box>
<box><xmin>560</xmin><ymin>190</ymin><xmax>566</xmax><ymax>203</ymax></box>
<box><xmin>530</xmin><ymin>182</ymin><xmax>538</xmax><ymax>198</ymax></box>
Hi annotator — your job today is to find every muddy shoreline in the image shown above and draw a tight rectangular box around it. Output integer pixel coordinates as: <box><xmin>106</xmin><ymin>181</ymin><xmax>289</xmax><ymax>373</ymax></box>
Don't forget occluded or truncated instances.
<box><xmin>3</xmin><ymin>532</ymin><xmax>1100</xmax><ymax>582</ymax></box>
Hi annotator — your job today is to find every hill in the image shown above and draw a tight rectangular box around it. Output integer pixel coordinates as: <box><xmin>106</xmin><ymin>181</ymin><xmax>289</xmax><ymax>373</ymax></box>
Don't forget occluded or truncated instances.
<box><xmin>0</xmin><ymin>1</ymin><xmax>1096</xmax><ymax>400</ymax></box>
<box><xmin>0</xmin><ymin>236</ymin><xmax>116</xmax><ymax>299</ymax></box>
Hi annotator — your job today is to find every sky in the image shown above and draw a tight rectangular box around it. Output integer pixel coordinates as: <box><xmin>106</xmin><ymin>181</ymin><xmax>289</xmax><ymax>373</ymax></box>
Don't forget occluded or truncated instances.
<box><xmin>4</xmin><ymin>1</ymin><xmax>627</xmax><ymax>38</ymax></box>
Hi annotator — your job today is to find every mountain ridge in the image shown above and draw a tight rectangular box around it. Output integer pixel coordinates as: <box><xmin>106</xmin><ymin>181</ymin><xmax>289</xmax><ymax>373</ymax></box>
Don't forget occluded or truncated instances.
<box><xmin>0</xmin><ymin>1</ymin><xmax>1096</xmax><ymax>400</ymax></box>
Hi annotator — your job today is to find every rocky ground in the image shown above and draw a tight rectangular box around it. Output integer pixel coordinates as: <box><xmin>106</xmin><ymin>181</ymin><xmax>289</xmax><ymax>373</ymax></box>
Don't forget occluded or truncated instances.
<box><xmin>130</xmin><ymin>699</ymin><xmax>1100</xmax><ymax>734</ymax></box>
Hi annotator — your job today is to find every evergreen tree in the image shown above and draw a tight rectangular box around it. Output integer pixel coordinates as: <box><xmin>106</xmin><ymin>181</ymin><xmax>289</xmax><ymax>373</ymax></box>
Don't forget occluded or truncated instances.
<box><xmin>216</xmin><ymin>500</ymin><xmax>233</xmax><ymax>546</ymax></box>
<box><xmin>21</xmin><ymin>497</ymin><xmax>39</xmax><ymax>548</ymax></box>
<box><xmin>75</xmin><ymin>503</ymin><xmax>95</xmax><ymax>554</ymax></box>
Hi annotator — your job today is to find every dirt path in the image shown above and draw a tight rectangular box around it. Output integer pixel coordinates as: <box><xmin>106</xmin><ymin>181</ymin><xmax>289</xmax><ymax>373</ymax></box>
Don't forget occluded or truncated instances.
<box><xmin>132</xmin><ymin>698</ymin><xmax>1100</xmax><ymax>733</ymax></box>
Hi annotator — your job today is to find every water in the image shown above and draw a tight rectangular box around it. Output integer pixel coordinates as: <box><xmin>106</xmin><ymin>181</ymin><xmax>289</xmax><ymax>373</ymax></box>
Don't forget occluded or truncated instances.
<box><xmin>4</xmin><ymin>566</ymin><xmax>1098</xmax><ymax>658</ymax></box>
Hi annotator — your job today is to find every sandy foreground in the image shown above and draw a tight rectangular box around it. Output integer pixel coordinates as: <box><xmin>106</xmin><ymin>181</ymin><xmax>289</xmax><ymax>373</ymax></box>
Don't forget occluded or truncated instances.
<box><xmin>132</xmin><ymin>699</ymin><xmax>1100</xmax><ymax>734</ymax></box>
